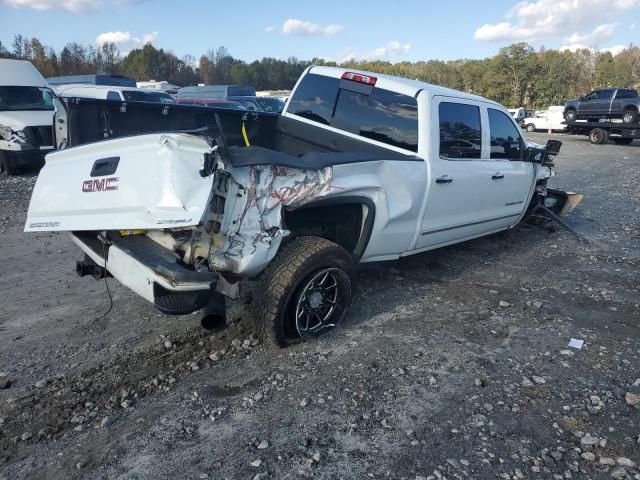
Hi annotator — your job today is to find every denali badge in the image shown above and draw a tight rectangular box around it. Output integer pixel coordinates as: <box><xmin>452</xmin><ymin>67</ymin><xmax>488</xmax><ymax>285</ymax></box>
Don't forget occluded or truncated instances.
<box><xmin>82</xmin><ymin>177</ymin><xmax>119</xmax><ymax>192</ymax></box>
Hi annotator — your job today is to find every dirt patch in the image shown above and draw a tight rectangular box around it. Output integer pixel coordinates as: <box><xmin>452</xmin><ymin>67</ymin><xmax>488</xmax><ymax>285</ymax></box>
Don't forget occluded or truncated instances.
<box><xmin>1</xmin><ymin>134</ymin><xmax>639</xmax><ymax>480</ymax></box>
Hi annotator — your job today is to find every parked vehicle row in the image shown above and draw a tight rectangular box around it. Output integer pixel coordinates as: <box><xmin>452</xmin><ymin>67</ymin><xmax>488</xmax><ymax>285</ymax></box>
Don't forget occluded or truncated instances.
<box><xmin>0</xmin><ymin>59</ymin><xmax>55</xmax><ymax>174</ymax></box>
<box><xmin>0</xmin><ymin>59</ymin><xmax>292</xmax><ymax>174</ymax></box>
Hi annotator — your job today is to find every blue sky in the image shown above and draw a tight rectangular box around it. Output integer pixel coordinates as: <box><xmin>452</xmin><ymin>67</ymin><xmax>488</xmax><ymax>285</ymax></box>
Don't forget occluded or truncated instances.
<box><xmin>0</xmin><ymin>0</ymin><xmax>639</xmax><ymax>62</ymax></box>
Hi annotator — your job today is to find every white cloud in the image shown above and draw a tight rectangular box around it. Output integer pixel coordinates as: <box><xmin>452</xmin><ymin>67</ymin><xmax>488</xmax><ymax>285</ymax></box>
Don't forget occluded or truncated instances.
<box><xmin>3</xmin><ymin>0</ymin><xmax>100</xmax><ymax>12</ymax></box>
<box><xmin>362</xmin><ymin>41</ymin><xmax>412</xmax><ymax>60</ymax></box>
<box><xmin>475</xmin><ymin>0</ymin><xmax>640</xmax><ymax>42</ymax></box>
<box><xmin>333</xmin><ymin>41</ymin><xmax>412</xmax><ymax>63</ymax></box>
<box><xmin>601</xmin><ymin>44</ymin><xmax>627</xmax><ymax>55</ymax></box>
<box><xmin>559</xmin><ymin>43</ymin><xmax>627</xmax><ymax>56</ymax></box>
<box><xmin>281</xmin><ymin>18</ymin><xmax>344</xmax><ymax>37</ymax></box>
<box><xmin>566</xmin><ymin>23</ymin><xmax>616</xmax><ymax>45</ymax></box>
<box><xmin>95</xmin><ymin>30</ymin><xmax>158</xmax><ymax>51</ymax></box>
<box><xmin>630</xmin><ymin>22</ymin><xmax>637</xmax><ymax>30</ymax></box>
<box><xmin>4</xmin><ymin>0</ymin><xmax>145</xmax><ymax>11</ymax></box>
<box><xmin>558</xmin><ymin>43</ymin><xmax>591</xmax><ymax>52</ymax></box>
<box><xmin>264</xmin><ymin>26</ymin><xmax>276</xmax><ymax>33</ymax></box>
<box><xmin>96</xmin><ymin>31</ymin><xmax>131</xmax><ymax>44</ymax></box>
<box><xmin>142</xmin><ymin>31</ymin><xmax>158</xmax><ymax>43</ymax></box>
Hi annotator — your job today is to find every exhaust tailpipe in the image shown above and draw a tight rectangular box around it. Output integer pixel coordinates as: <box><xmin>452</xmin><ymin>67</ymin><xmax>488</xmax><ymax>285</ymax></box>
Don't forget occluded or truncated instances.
<box><xmin>200</xmin><ymin>293</ymin><xmax>227</xmax><ymax>331</ymax></box>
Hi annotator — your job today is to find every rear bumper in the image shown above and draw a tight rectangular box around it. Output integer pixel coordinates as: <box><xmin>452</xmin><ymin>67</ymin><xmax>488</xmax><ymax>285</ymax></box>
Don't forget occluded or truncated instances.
<box><xmin>71</xmin><ymin>232</ymin><xmax>218</xmax><ymax>315</ymax></box>
<box><xmin>1</xmin><ymin>148</ymin><xmax>52</xmax><ymax>170</ymax></box>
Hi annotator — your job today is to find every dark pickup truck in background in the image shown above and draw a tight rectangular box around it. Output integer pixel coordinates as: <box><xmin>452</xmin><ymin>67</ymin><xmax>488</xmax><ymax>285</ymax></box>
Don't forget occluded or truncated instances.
<box><xmin>564</xmin><ymin>88</ymin><xmax>639</xmax><ymax>123</ymax></box>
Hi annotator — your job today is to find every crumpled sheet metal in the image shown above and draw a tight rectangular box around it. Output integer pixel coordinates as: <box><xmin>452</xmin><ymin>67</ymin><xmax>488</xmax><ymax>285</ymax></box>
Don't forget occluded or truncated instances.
<box><xmin>209</xmin><ymin>164</ymin><xmax>333</xmax><ymax>275</ymax></box>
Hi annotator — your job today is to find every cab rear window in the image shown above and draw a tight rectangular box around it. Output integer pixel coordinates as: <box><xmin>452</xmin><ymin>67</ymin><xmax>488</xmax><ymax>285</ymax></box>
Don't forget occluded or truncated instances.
<box><xmin>288</xmin><ymin>73</ymin><xmax>419</xmax><ymax>152</ymax></box>
<box><xmin>287</xmin><ymin>74</ymin><xmax>339</xmax><ymax>125</ymax></box>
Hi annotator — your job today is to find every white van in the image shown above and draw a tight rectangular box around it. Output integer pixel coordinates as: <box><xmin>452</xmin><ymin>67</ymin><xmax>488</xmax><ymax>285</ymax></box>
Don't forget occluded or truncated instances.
<box><xmin>522</xmin><ymin>106</ymin><xmax>566</xmax><ymax>132</ymax></box>
<box><xmin>0</xmin><ymin>59</ymin><xmax>55</xmax><ymax>175</ymax></box>
<box><xmin>53</xmin><ymin>84</ymin><xmax>176</xmax><ymax>104</ymax></box>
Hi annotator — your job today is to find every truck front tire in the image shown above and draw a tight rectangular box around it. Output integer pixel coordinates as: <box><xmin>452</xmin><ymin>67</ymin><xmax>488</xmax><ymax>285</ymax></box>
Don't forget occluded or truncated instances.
<box><xmin>622</xmin><ymin>109</ymin><xmax>638</xmax><ymax>124</ymax></box>
<box><xmin>253</xmin><ymin>236</ymin><xmax>355</xmax><ymax>347</ymax></box>
<box><xmin>564</xmin><ymin>109</ymin><xmax>576</xmax><ymax>122</ymax></box>
<box><xmin>525</xmin><ymin>124</ymin><xmax>536</xmax><ymax>132</ymax></box>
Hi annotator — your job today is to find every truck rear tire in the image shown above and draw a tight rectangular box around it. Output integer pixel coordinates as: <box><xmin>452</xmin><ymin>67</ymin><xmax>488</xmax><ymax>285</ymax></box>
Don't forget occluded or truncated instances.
<box><xmin>0</xmin><ymin>152</ymin><xmax>19</xmax><ymax>176</ymax></box>
<box><xmin>622</xmin><ymin>109</ymin><xmax>638</xmax><ymax>124</ymax></box>
<box><xmin>564</xmin><ymin>109</ymin><xmax>576</xmax><ymax>122</ymax></box>
<box><xmin>588</xmin><ymin>128</ymin><xmax>608</xmax><ymax>145</ymax></box>
<box><xmin>253</xmin><ymin>236</ymin><xmax>355</xmax><ymax>347</ymax></box>
<box><xmin>525</xmin><ymin>124</ymin><xmax>536</xmax><ymax>132</ymax></box>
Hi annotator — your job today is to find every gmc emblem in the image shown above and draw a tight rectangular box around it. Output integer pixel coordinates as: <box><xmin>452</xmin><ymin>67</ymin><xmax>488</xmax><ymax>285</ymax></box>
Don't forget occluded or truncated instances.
<box><xmin>82</xmin><ymin>177</ymin><xmax>119</xmax><ymax>192</ymax></box>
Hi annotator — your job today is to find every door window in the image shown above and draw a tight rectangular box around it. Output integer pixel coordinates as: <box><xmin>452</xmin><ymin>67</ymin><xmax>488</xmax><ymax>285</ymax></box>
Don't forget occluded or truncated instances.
<box><xmin>438</xmin><ymin>102</ymin><xmax>482</xmax><ymax>159</ymax></box>
<box><xmin>488</xmin><ymin>108</ymin><xmax>524</xmax><ymax>161</ymax></box>
<box><xmin>597</xmin><ymin>89</ymin><xmax>614</xmax><ymax>99</ymax></box>
<box><xmin>584</xmin><ymin>91</ymin><xmax>598</xmax><ymax>101</ymax></box>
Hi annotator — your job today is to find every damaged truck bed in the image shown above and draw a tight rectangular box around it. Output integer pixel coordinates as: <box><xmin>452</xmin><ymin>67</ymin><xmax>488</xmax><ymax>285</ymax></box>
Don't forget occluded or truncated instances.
<box><xmin>25</xmin><ymin>66</ymin><xmax>581</xmax><ymax>346</ymax></box>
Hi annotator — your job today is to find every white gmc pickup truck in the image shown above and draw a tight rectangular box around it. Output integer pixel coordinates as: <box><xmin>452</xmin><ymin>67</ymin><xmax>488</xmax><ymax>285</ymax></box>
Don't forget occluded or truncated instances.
<box><xmin>25</xmin><ymin>66</ymin><xmax>575</xmax><ymax>346</ymax></box>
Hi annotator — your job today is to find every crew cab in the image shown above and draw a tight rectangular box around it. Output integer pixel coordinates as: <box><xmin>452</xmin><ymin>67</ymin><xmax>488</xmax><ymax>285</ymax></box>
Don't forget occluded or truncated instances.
<box><xmin>25</xmin><ymin>66</ymin><xmax>574</xmax><ymax>346</ymax></box>
<box><xmin>0</xmin><ymin>59</ymin><xmax>55</xmax><ymax>175</ymax></box>
<box><xmin>564</xmin><ymin>88</ymin><xmax>639</xmax><ymax>123</ymax></box>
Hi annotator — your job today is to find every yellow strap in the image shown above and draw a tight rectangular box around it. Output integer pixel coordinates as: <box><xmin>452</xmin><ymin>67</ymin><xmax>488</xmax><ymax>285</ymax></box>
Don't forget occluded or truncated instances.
<box><xmin>241</xmin><ymin>122</ymin><xmax>251</xmax><ymax>147</ymax></box>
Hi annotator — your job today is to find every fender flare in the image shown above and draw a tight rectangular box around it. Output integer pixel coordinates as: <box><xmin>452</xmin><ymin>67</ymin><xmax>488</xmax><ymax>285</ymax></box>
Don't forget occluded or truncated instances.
<box><xmin>284</xmin><ymin>195</ymin><xmax>376</xmax><ymax>261</ymax></box>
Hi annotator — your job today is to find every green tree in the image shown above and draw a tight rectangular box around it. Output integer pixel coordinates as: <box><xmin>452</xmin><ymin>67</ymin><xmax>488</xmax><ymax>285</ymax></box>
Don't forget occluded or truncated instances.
<box><xmin>494</xmin><ymin>42</ymin><xmax>538</xmax><ymax>107</ymax></box>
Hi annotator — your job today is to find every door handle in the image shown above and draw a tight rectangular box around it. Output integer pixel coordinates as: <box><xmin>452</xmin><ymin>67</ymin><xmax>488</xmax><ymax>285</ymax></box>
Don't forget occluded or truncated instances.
<box><xmin>435</xmin><ymin>175</ymin><xmax>453</xmax><ymax>184</ymax></box>
<box><xmin>491</xmin><ymin>172</ymin><xmax>504</xmax><ymax>180</ymax></box>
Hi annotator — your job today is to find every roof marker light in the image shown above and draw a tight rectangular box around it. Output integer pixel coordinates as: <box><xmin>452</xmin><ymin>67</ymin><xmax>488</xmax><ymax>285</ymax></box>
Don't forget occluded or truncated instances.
<box><xmin>341</xmin><ymin>72</ymin><xmax>377</xmax><ymax>86</ymax></box>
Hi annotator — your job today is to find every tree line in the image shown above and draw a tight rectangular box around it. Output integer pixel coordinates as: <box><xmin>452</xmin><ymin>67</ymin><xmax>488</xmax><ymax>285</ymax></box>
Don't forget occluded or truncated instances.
<box><xmin>1</xmin><ymin>34</ymin><xmax>639</xmax><ymax>109</ymax></box>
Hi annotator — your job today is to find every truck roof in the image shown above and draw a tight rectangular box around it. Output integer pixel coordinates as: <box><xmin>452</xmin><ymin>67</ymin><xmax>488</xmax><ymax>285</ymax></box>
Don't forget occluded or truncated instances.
<box><xmin>176</xmin><ymin>85</ymin><xmax>256</xmax><ymax>99</ymax></box>
<box><xmin>46</xmin><ymin>74</ymin><xmax>137</xmax><ymax>87</ymax></box>
<box><xmin>53</xmin><ymin>84</ymin><xmax>151</xmax><ymax>94</ymax></box>
<box><xmin>308</xmin><ymin>66</ymin><xmax>499</xmax><ymax>105</ymax></box>
<box><xmin>0</xmin><ymin>59</ymin><xmax>49</xmax><ymax>88</ymax></box>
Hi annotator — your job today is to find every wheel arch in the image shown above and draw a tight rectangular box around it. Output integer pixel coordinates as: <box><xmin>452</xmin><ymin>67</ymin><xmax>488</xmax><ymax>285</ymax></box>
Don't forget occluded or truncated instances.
<box><xmin>282</xmin><ymin>195</ymin><xmax>376</xmax><ymax>261</ymax></box>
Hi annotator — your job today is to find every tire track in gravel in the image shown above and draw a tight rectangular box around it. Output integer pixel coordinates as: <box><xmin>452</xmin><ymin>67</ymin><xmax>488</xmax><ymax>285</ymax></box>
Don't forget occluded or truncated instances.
<box><xmin>0</xmin><ymin>317</ymin><xmax>261</xmax><ymax>463</ymax></box>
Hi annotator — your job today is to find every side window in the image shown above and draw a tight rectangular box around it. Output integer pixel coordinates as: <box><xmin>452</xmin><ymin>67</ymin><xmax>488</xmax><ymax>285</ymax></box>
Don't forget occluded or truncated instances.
<box><xmin>331</xmin><ymin>87</ymin><xmax>418</xmax><ymax>152</ymax></box>
<box><xmin>598</xmin><ymin>89</ymin><xmax>613</xmax><ymax>99</ymax></box>
<box><xmin>287</xmin><ymin>73</ymin><xmax>339</xmax><ymax>125</ymax></box>
<box><xmin>488</xmin><ymin>108</ymin><xmax>524</xmax><ymax>161</ymax></box>
<box><xmin>106</xmin><ymin>91</ymin><xmax>121</xmax><ymax>101</ymax></box>
<box><xmin>584</xmin><ymin>91</ymin><xmax>598</xmax><ymax>101</ymax></box>
<box><xmin>617</xmin><ymin>89</ymin><xmax>637</xmax><ymax>99</ymax></box>
<box><xmin>438</xmin><ymin>102</ymin><xmax>482</xmax><ymax>159</ymax></box>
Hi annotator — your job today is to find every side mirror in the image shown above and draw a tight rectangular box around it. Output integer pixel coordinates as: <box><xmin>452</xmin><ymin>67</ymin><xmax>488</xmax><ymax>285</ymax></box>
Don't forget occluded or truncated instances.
<box><xmin>527</xmin><ymin>140</ymin><xmax>562</xmax><ymax>164</ymax></box>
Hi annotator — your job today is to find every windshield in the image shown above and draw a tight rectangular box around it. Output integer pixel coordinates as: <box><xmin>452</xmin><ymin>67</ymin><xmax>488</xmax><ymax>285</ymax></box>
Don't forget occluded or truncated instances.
<box><xmin>0</xmin><ymin>86</ymin><xmax>55</xmax><ymax>111</ymax></box>
<box><xmin>121</xmin><ymin>90</ymin><xmax>176</xmax><ymax>104</ymax></box>
<box><xmin>257</xmin><ymin>97</ymin><xmax>285</xmax><ymax>113</ymax></box>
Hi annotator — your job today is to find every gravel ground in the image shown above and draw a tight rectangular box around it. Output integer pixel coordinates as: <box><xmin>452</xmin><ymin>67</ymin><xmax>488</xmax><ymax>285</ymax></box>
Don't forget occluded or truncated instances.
<box><xmin>0</xmin><ymin>133</ymin><xmax>639</xmax><ymax>480</ymax></box>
